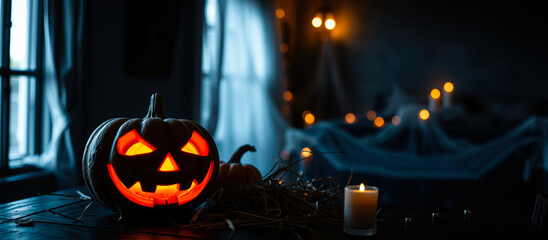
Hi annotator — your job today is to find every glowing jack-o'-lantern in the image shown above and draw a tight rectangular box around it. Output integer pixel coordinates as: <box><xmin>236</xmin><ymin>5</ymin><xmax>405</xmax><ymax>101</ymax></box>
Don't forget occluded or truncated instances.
<box><xmin>82</xmin><ymin>93</ymin><xmax>219</xmax><ymax>217</ymax></box>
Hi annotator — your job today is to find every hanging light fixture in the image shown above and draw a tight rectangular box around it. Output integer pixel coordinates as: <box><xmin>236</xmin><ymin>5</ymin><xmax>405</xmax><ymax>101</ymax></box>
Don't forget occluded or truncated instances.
<box><xmin>311</xmin><ymin>11</ymin><xmax>323</xmax><ymax>28</ymax></box>
<box><xmin>324</xmin><ymin>10</ymin><xmax>336</xmax><ymax>30</ymax></box>
<box><xmin>311</xmin><ymin>7</ymin><xmax>336</xmax><ymax>30</ymax></box>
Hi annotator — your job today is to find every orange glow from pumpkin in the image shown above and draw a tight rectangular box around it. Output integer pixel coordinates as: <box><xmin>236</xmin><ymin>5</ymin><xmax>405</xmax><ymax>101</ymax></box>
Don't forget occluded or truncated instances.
<box><xmin>181</xmin><ymin>142</ymin><xmax>199</xmax><ymax>155</ymax></box>
<box><xmin>181</xmin><ymin>131</ymin><xmax>209</xmax><ymax>156</ymax></box>
<box><xmin>158</xmin><ymin>153</ymin><xmax>180</xmax><ymax>172</ymax></box>
<box><xmin>107</xmin><ymin>160</ymin><xmax>214</xmax><ymax>207</ymax></box>
<box><xmin>155</xmin><ymin>184</ymin><xmax>181</xmax><ymax>197</ymax></box>
<box><xmin>419</xmin><ymin>109</ymin><xmax>430</xmax><ymax>120</ymax></box>
<box><xmin>117</xmin><ymin>129</ymin><xmax>156</xmax><ymax>156</ymax></box>
<box><xmin>444</xmin><ymin>82</ymin><xmax>454</xmax><ymax>93</ymax></box>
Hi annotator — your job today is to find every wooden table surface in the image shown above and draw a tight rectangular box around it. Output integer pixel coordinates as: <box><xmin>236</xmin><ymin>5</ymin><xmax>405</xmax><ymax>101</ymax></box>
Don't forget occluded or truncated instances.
<box><xmin>0</xmin><ymin>186</ymin><xmax>545</xmax><ymax>239</ymax></box>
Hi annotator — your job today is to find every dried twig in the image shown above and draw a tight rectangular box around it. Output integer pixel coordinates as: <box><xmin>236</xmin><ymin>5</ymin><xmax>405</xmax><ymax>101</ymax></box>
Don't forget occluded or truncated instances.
<box><xmin>181</xmin><ymin>153</ymin><xmax>344</xmax><ymax>231</ymax></box>
<box><xmin>41</xmin><ymin>192</ymin><xmax>96</xmax><ymax>222</ymax></box>
<box><xmin>38</xmin><ymin>192</ymin><xmax>91</xmax><ymax>200</ymax></box>
<box><xmin>73</xmin><ymin>199</ymin><xmax>97</xmax><ymax>222</ymax></box>
<box><xmin>47</xmin><ymin>200</ymin><xmax>96</xmax><ymax>222</ymax></box>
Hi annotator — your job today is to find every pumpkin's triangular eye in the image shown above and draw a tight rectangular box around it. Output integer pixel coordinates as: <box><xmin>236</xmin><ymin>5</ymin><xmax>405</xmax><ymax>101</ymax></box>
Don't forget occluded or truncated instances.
<box><xmin>117</xmin><ymin>129</ymin><xmax>156</xmax><ymax>156</ymax></box>
<box><xmin>181</xmin><ymin>131</ymin><xmax>209</xmax><ymax>156</ymax></box>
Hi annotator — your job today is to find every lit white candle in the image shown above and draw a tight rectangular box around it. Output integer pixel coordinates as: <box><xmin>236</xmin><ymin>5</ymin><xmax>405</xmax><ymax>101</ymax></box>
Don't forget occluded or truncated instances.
<box><xmin>429</xmin><ymin>88</ymin><xmax>441</xmax><ymax>112</ymax></box>
<box><xmin>344</xmin><ymin>183</ymin><xmax>379</xmax><ymax>236</ymax></box>
<box><xmin>442</xmin><ymin>82</ymin><xmax>454</xmax><ymax>109</ymax></box>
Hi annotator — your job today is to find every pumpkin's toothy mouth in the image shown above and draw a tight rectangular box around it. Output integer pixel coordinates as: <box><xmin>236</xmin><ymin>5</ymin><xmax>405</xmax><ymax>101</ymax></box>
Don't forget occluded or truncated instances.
<box><xmin>107</xmin><ymin>161</ymin><xmax>214</xmax><ymax>207</ymax></box>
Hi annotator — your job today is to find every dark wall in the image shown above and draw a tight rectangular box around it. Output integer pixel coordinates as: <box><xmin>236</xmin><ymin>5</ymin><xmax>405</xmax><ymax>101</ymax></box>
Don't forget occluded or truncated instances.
<box><xmin>74</xmin><ymin>0</ymin><xmax>204</xmax><ymax>172</ymax></box>
<box><xmin>82</xmin><ymin>2</ymin><xmax>203</xmax><ymax>133</ymax></box>
<box><xmin>289</xmin><ymin>0</ymin><xmax>548</xmax><ymax>120</ymax></box>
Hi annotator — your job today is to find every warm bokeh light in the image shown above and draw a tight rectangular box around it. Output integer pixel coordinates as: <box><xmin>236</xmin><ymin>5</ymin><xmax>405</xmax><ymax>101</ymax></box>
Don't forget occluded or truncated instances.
<box><xmin>366</xmin><ymin>110</ymin><xmax>377</xmax><ymax>121</ymax></box>
<box><xmin>419</xmin><ymin>109</ymin><xmax>430</xmax><ymax>120</ymax></box>
<box><xmin>325</xmin><ymin>18</ymin><xmax>336</xmax><ymax>30</ymax></box>
<box><xmin>283</xmin><ymin>59</ymin><xmax>290</xmax><ymax>68</ymax></box>
<box><xmin>374</xmin><ymin>117</ymin><xmax>384</xmax><ymax>127</ymax></box>
<box><xmin>312</xmin><ymin>17</ymin><xmax>322</xmax><ymax>28</ymax></box>
<box><xmin>281</xmin><ymin>105</ymin><xmax>290</xmax><ymax>116</ymax></box>
<box><xmin>302</xmin><ymin>110</ymin><xmax>311</xmax><ymax>119</ymax></box>
<box><xmin>430</xmin><ymin>88</ymin><xmax>441</xmax><ymax>99</ymax></box>
<box><xmin>359</xmin><ymin>183</ymin><xmax>365</xmax><ymax>192</ymax></box>
<box><xmin>345</xmin><ymin>113</ymin><xmax>356</xmax><ymax>124</ymax></box>
<box><xmin>275</xmin><ymin>9</ymin><xmax>285</xmax><ymax>19</ymax></box>
<box><xmin>279</xmin><ymin>43</ymin><xmax>289</xmax><ymax>53</ymax></box>
<box><xmin>444</xmin><ymin>82</ymin><xmax>454</xmax><ymax>93</ymax></box>
<box><xmin>304</xmin><ymin>112</ymin><xmax>316</xmax><ymax>125</ymax></box>
<box><xmin>301</xmin><ymin>147</ymin><xmax>312</xmax><ymax>158</ymax></box>
<box><xmin>281</xmin><ymin>150</ymin><xmax>291</xmax><ymax>161</ymax></box>
<box><xmin>283</xmin><ymin>90</ymin><xmax>293</xmax><ymax>102</ymax></box>
<box><xmin>391</xmin><ymin>116</ymin><xmax>401</xmax><ymax>126</ymax></box>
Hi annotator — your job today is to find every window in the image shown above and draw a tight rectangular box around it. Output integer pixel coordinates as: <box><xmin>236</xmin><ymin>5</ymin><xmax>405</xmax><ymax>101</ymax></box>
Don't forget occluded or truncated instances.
<box><xmin>0</xmin><ymin>0</ymin><xmax>43</xmax><ymax>173</ymax></box>
<box><xmin>200</xmin><ymin>0</ymin><xmax>220</xmax><ymax>128</ymax></box>
<box><xmin>200</xmin><ymin>0</ymin><xmax>287</xmax><ymax>173</ymax></box>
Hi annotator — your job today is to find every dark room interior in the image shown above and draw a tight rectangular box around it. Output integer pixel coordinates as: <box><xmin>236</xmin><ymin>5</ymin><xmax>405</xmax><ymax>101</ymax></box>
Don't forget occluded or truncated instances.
<box><xmin>1</xmin><ymin>0</ymin><xmax>547</xmax><ymax>238</ymax></box>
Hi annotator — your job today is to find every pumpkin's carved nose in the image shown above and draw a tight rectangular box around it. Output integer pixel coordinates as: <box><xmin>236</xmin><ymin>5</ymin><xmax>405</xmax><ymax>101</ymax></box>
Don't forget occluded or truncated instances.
<box><xmin>158</xmin><ymin>153</ymin><xmax>180</xmax><ymax>172</ymax></box>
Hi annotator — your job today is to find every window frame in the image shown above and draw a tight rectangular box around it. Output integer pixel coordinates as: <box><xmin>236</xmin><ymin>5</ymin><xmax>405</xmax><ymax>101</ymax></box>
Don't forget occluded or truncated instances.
<box><xmin>0</xmin><ymin>0</ymin><xmax>44</xmax><ymax>175</ymax></box>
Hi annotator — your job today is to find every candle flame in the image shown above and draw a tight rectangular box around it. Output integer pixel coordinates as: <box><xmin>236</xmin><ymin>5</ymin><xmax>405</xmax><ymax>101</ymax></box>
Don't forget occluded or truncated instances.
<box><xmin>359</xmin><ymin>183</ymin><xmax>365</xmax><ymax>192</ymax></box>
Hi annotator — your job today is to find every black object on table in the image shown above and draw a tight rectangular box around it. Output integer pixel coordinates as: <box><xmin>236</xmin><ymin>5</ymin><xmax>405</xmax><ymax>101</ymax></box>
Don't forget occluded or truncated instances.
<box><xmin>0</xmin><ymin>186</ymin><xmax>545</xmax><ymax>239</ymax></box>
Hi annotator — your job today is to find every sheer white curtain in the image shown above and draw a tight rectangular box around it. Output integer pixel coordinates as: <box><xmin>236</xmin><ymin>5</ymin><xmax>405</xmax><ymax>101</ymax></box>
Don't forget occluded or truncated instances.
<box><xmin>24</xmin><ymin>0</ymin><xmax>82</xmax><ymax>188</ymax></box>
<box><xmin>202</xmin><ymin>0</ymin><xmax>287</xmax><ymax>174</ymax></box>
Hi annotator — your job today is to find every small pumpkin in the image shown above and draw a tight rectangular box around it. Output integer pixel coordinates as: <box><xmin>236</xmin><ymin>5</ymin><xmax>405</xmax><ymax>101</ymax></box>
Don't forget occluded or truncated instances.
<box><xmin>82</xmin><ymin>93</ymin><xmax>219</xmax><ymax>217</ymax></box>
<box><xmin>218</xmin><ymin>145</ymin><xmax>261</xmax><ymax>187</ymax></box>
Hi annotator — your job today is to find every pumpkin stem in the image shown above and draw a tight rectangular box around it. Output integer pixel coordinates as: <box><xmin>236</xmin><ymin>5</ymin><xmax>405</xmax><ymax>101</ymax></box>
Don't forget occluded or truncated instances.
<box><xmin>145</xmin><ymin>93</ymin><xmax>166</xmax><ymax>119</ymax></box>
<box><xmin>229</xmin><ymin>145</ymin><xmax>256</xmax><ymax>164</ymax></box>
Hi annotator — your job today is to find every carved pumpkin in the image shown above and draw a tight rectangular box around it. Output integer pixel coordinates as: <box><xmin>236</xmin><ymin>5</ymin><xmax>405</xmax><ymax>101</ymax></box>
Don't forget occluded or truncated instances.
<box><xmin>218</xmin><ymin>145</ymin><xmax>261</xmax><ymax>188</ymax></box>
<box><xmin>82</xmin><ymin>93</ymin><xmax>219</xmax><ymax>217</ymax></box>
